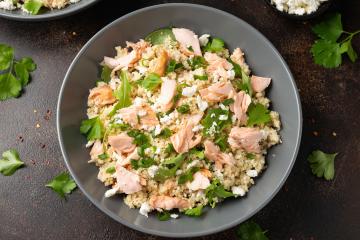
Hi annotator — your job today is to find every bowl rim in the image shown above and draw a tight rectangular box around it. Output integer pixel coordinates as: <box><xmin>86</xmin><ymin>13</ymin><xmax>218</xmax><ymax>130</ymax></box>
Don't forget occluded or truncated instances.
<box><xmin>57</xmin><ymin>3</ymin><xmax>303</xmax><ymax>238</ymax></box>
<box><xmin>0</xmin><ymin>0</ymin><xmax>100</xmax><ymax>21</ymax></box>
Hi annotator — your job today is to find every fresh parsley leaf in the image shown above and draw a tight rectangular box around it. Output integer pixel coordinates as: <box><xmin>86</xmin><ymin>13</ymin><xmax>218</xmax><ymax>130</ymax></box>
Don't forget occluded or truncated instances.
<box><xmin>46</xmin><ymin>172</ymin><xmax>77</xmax><ymax>198</ymax></box>
<box><xmin>312</xmin><ymin>13</ymin><xmax>343</xmax><ymax>42</ymax></box>
<box><xmin>310</xmin><ymin>40</ymin><xmax>342</xmax><ymax>68</ymax></box>
<box><xmin>154</xmin><ymin>154</ymin><xmax>186</xmax><ymax>182</ymax></box>
<box><xmin>176</xmin><ymin>104</ymin><xmax>190</xmax><ymax>114</ymax></box>
<box><xmin>189</xmin><ymin>148</ymin><xmax>205</xmax><ymax>159</ymax></box>
<box><xmin>187</xmin><ymin>46</ymin><xmax>194</xmax><ymax>52</ymax></box>
<box><xmin>187</xmin><ymin>56</ymin><xmax>207</xmax><ymax>70</ymax></box>
<box><xmin>131</xmin><ymin>158</ymin><xmax>155</xmax><ymax>170</ymax></box>
<box><xmin>145</xmin><ymin>28</ymin><xmax>175</xmax><ymax>45</ymax></box>
<box><xmin>0</xmin><ymin>44</ymin><xmax>36</xmax><ymax>101</ymax></box>
<box><xmin>166</xmin><ymin>59</ymin><xmax>176</xmax><ymax>73</ymax></box>
<box><xmin>236</xmin><ymin>220</ymin><xmax>269</xmax><ymax>240</ymax></box>
<box><xmin>246</xmin><ymin>153</ymin><xmax>256</xmax><ymax>159</ymax></box>
<box><xmin>0</xmin><ymin>149</ymin><xmax>24</xmax><ymax>176</ymax></box>
<box><xmin>100</xmin><ymin>65</ymin><xmax>111</xmax><ymax>83</ymax></box>
<box><xmin>157</xmin><ymin>211</ymin><xmax>171</xmax><ymax>221</ymax></box>
<box><xmin>222</xmin><ymin>98</ymin><xmax>234</xmax><ymax>106</ymax></box>
<box><xmin>105</xmin><ymin>166</ymin><xmax>116</xmax><ymax>174</ymax></box>
<box><xmin>194</xmin><ymin>74</ymin><xmax>208</xmax><ymax>80</ymax></box>
<box><xmin>0</xmin><ymin>73</ymin><xmax>22</xmax><ymax>100</ymax></box>
<box><xmin>185</xmin><ymin>205</ymin><xmax>203</xmax><ymax>217</ymax></box>
<box><xmin>204</xmin><ymin>38</ymin><xmax>225</xmax><ymax>53</ymax></box>
<box><xmin>178</xmin><ymin>166</ymin><xmax>199</xmax><ymax>184</ymax></box>
<box><xmin>98</xmin><ymin>153</ymin><xmax>108</xmax><ymax>160</ymax></box>
<box><xmin>205</xmin><ymin>179</ymin><xmax>233</xmax><ymax>208</ymax></box>
<box><xmin>156</xmin><ymin>128</ymin><xmax>172</xmax><ymax>138</ymax></box>
<box><xmin>164</xmin><ymin>143</ymin><xmax>175</xmax><ymax>155</ymax></box>
<box><xmin>80</xmin><ymin>116</ymin><xmax>104</xmax><ymax>141</ymax></box>
<box><xmin>229</xmin><ymin>59</ymin><xmax>252</xmax><ymax>95</ymax></box>
<box><xmin>23</xmin><ymin>0</ymin><xmax>43</xmax><ymax>15</ymax></box>
<box><xmin>202</xmin><ymin>108</ymin><xmax>231</xmax><ymax>136</ymax></box>
<box><xmin>141</xmin><ymin>72</ymin><xmax>162</xmax><ymax>91</ymax></box>
<box><xmin>0</xmin><ymin>44</ymin><xmax>13</xmax><ymax>71</ymax></box>
<box><xmin>214</xmin><ymin>133</ymin><xmax>229</xmax><ymax>152</ymax></box>
<box><xmin>109</xmin><ymin>70</ymin><xmax>132</xmax><ymax>116</ymax></box>
<box><xmin>307</xmin><ymin>150</ymin><xmax>338</xmax><ymax>180</ymax></box>
<box><xmin>247</xmin><ymin>103</ymin><xmax>271</xmax><ymax>127</ymax></box>
<box><xmin>127</xmin><ymin>129</ymin><xmax>150</xmax><ymax>146</ymax></box>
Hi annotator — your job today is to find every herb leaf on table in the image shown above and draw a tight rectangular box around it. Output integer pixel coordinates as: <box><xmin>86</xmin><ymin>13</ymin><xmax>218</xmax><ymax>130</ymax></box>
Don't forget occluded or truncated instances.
<box><xmin>0</xmin><ymin>149</ymin><xmax>24</xmax><ymax>176</ymax></box>
<box><xmin>308</xmin><ymin>150</ymin><xmax>338</xmax><ymax>180</ymax></box>
<box><xmin>236</xmin><ymin>220</ymin><xmax>269</xmax><ymax>240</ymax></box>
<box><xmin>0</xmin><ymin>44</ymin><xmax>37</xmax><ymax>101</ymax></box>
<box><xmin>311</xmin><ymin>13</ymin><xmax>360</xmax><ymax>68</ymax></box>
<box><xmin>46</xmin><ymin>172</ymin><xmax>77</xmax><ymax>198</ymax></box>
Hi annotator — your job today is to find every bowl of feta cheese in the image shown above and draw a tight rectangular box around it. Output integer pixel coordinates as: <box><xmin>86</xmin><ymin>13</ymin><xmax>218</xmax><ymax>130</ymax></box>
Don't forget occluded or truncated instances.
<box><xmin>265</xmin><ymin>0</ymin><xmax>334</xmax><ymax>20</ymax></box>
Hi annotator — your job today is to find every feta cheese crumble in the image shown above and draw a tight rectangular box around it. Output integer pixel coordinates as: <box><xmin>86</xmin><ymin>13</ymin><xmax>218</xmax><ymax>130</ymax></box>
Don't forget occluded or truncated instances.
<box><xmin>198</xmin><ymin>34</ymin><xmax>210</xmax><ymax>46</ymax></box>
<box><xmin>139</xmin><ymin>202</ymin><xmax>151</xmax><ymax>217</ymax></box>
<box><xmin>271</xmin><ymin>0</ymin><xmax>328</xmax><ymax>15</ymax></box>
<box><xmin>232</xmin><ymin>186</ymin><xmax>246</xmax><ymax>197</ymax></box>
<box><xmin>246</xmin><ymin>169</ymin><xmax>258</xmax><ymax>178</ymax></box>
<box><xmin>196</xmin><ymin>95</ymin><xmax>208</xmax><ymax>112</ymax></box>
<box><xmin>182</xmin><ymin>86</ymin><xmax>197</xmax><ymax>97</ymax></box>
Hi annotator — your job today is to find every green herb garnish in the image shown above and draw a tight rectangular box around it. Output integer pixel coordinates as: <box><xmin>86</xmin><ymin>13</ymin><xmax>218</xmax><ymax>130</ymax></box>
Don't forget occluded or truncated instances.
<box><xmin>0</xmin><ymin>149</ymin><xmax>24</xmax><ymax>176</ymax></box>
<box><xmin>185</xmin><ymin>205</ymin><xmax>203</xmax><ymax>217</ymax></box>
<box><xmin>202</xmin><ymin>108</ymin><xmax>231</xmax><ymax>136</ymax></box>
<box><xmin>46</xmin><ymin>172</ymin><xmax>77</xmax><ymax>199</ymax></box>
<box><xmin>187</xmin><ymin>56</ymin><xmax>207</xmax><ymax>70</ymax></box>
<box><xmin>311</xmin><ymin>13</ymin><xmax>360</xmax><ymax>68</ymax></box>
<box><xmin>80</xmin><ymin>116</ymin><xmax>104</xmax><ymax>141</ymax></box>
<box><xmin>23</xmin><ymin>0</ymin><xmax>43</xmax><ymax>15</ymax></box>
<box><xmin>176</xmin><ymin>104</ymin><xmax>190</xmax><ymax>114</ymax></box>
<box><xmin>98</xmin><ymin>153</ymin><xmax>108</xmax><ymax>160</ymax></box>
<box><xmin>127</xmin><ymin>129</ymin><xmax>150</xmax><ymax>146</ymax></box>
<box><xmin>157</xmin><ymin>211</ymin><xmax>171</xmax><ymax>221</ymax></box>
<box><xmin>247</xmin><ymin>103</ymin><xmax>271</xmax><ymax>127</ymax></box>
<box><xmin>0</xmin><ymin>44</ymin><xmax>37</xmax><ymax>101</ymax></box>
<box><xmin>109</xmin><ymin>70</ymin><xmax>132</xmax><ymax>116</ymax></box>
<box><xmin>100</xmin><ymin>65</ymin><xmax>111</xmax><ymax>83</ymax></box>
<box><xmin>205</xmin><ymin>179</ymin><xmax>233</xmax><ymax>208</ymax></box>
<box><xmin>131</xmin><ymin>158</ymin><xmax>155</xmax><ymax>170</ymax></box>
<box><xmin>140</xmin><ymin>72</ymin><xmax>162</xmax><ymax>91</ymax></box>
<box><xmin>105</xmin><ymin>166</ymin><xmax>116</xmax><ymax>174</ymax></box>
<box><xmin>236</xmin><ymin>220</ymin><xmax>269</xmax><ymax>240</ymax></box>
<box><xmin>178</xmin><ymin>166</ymin><xmax>200</xmax><ymax>184</ymax></box>
<box><xmin>154</xmin><ymin>154</ymin><xmax>186</xmax><ymax>182</ymax></box>
<box><xmin>203</xmin><ymin>38</ymin><xmax>225</xmax><ymax>53</ymax></box>
<box><xmin>145</xmin><ymin>28</ymin><xmax>175</xmax><ymax>45</ymax></box>
<box><xmin>156</xmin><ymin>127</ymin><xmax>172</xmax><ymax>138</ymax></box>
<box><xmin>308</xmin><ymin>150</ymin><xmax>338</xmax><ymax>180</ymax></box>
<box><xmin>194</xmin><ymin>75</ymin><xmax>208</xmax><ymax>80</ymax></box>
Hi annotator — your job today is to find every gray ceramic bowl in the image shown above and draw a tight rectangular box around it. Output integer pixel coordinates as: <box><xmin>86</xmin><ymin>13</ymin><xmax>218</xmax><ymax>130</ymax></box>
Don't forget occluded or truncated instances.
<box><xmin>57</xmin><ymin>3</ymin><xmax>302</xmax><ymax>238</ymax></box>
<box><xmin>0</xmin><ymin>0</ymin><xmax>99</xmax><ymax>21</ymax></box>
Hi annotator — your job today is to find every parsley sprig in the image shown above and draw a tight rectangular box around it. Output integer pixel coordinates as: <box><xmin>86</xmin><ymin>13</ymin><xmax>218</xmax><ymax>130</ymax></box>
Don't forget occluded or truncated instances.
<box><xmin>0</xmin><ymin>149</ymin><xmax>24</xmax><ymax>176</ymax></box>
<box><xmin>0</xmin><ymin>44</ymin><xmax>37</xmax><ymax>101</ymax></box>
<box><xmin>308</xmin><ymin>150</ymin><xmax>338</xmax><ymax>180</ymax></box>
<box><xmin>236</xmin><ymin>220</ymin><xmax>269</xmax><ymax>240</ymax></box>
<box><xmin>311</xmin><ymin>13</ymin><xmax>359</xmax><ymax>68</ymax></box>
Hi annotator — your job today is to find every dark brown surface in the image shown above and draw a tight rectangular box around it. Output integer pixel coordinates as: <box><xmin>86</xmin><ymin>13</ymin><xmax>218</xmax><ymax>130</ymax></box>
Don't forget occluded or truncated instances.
<box><xmin>0</xmin><ymin>0</ymin><xmax>359</xmax><ymax>239</ymax></box>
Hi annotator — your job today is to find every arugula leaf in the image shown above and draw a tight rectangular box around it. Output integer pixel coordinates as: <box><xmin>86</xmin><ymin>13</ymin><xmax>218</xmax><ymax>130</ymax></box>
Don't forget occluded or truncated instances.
<box><xmin>310</xmin><ymin>40</ymin><xmax>342</xmax><ymax>68</ymax></box>
<box><xmin>204</xmin><ymin>38</ymin><xmax>225</xmax><ymax>53</ymax></box>
<box><xmin>0</xmin><ymin>44</ymin><xmax>36</xmax><ymax>101</ymax></box>
<box><xmin>46</xmin><ymin>172</ymin><xmax>77</xmax><ymax>198</ymax></box>
<box><xmin>308</xmin><ymin>150</ymin><xmax>338</xmax><ymax>180</ymax></box>
<box><xmin>312</xmin><ymin>13</ymin><xmax>343</xmax><ymax>42</ymax></box>
<box><xmin>100</xmin><ymin>66</ymin><xmax>111</xmax><ymax>83</ymax></box>
<box><xmin>157</xmin><ymin>211</ymin><xmax>171</xmax><ymax>221</ymax></box>
<box><xmin>187</xmin><ymin>56</ymin><xmax>207</xmax><ymax>70</ymax></box>
<box><xmin>247</xmin><ymin>103</ymin><xmax>271</xmax><ymax>127</ymax></box>
<box><xmin>23</xmin><ymin>0</ymin><xmax>43</xmax><ymax>15</ymax></box>
<box><xmin>0</xmin><ymin>149</ymin><xmax>24</xmax><ymax>176</ymax></box>
<box><xmin>140</xmin><ymin>72</ymin><xmax>162</xmax><ymax>91</ymax></box>
<box><xmin>205</xmin><ymin>179</ymin><xmax>233</xmax><ymax>207</ymax></box>
<box><xmin>236</xmin><ymin>220</ymin><xmax>269</xmax><ymax>240</ymax></box>
<box><xmin>109</xmin><ymin>70</ymin><xmax>132</xmax><ymax>116</ymax></box>
<box><xmin>145</xmin><ymin>28</ymin><xmax>176</xmax><ymax>45</ymax></box>
<box><xmin>178</xmin><ymin>166</ymin><xmax>199</xmax><ymax>184</ymax></box>
<box><xmin>0</xmin><ymin>44</ymin><xmax>13</xmax><ymax>71</ymax></box>
<box><xmin>0</xmin><ymin>73</ymin><xmax>22</xmax><ymax>100</ymax></box>
<box><xmin>105</xmin><ymin>166</ymin><xmax>116</xmax><ymax>174</ymax></box>
<box><xmin>202</xmin><ymin>108</ymin><xmax>231</xmax><ymax>136</ymax></box>
<box><xmin>176</xmin><ymin>104</ymin><xmax>190</xmax><ymax>114</ymax></box>
<box><xmin>80</xmin><ymin>116</ymin><xmax>104</xmax><ymax>141</ymax></box>
<box><xmin>185</xmin><ymin>205</ymin><xmax>203</xmax><ymax>217</ymax></box>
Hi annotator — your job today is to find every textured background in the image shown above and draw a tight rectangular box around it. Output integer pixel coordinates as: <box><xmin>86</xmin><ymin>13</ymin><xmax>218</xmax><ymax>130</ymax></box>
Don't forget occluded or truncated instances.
<box><xmin>0</xmin><ymin>0</ymin><xmax>359</xmax><ymax>239</ymax></box>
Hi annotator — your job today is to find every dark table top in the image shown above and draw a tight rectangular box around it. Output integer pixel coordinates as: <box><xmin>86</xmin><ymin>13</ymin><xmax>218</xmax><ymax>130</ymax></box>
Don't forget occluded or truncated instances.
<box><xmin>1</xmin><ymin>0</ymin><xmax>359</xmax><ymax>239</ymax></box>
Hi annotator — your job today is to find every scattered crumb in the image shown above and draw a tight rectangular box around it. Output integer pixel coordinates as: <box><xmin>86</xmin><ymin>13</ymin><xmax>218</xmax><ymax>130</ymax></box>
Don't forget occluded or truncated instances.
<box><xmin>310</xmin><ymin>118</ymin><xmax>315</xmax><ymax>124</ymax></box>
<box><xmin>332</xmin><ymin>132</ymin><xmax>337</xmax><ymax>137</ymax></box>
<box><xmin>35</xmin><ymin>123</ymin><xmax>40</xmax><ymax>128</ymax></box>
<box><xmin>313</xmin><ymin>131</ymin><xmax>319</xmax><ymax>136</ymax></box>
<box><xmin>40</xmin><ymin>143</ymin><xmax>46</xmax><ymax>149</ymax></box>
<box><xmin>44</xmin><ymin>109</ymin><xmax>52</xmax><ymax>120</ymax></box>
<box><xmin>33</xmin><ymin>109</ymin><xmax>37</xmax><ymax>113</ymax></box>
<box><xmin>18</xmin><ymin>136</ymin><xmax>24</xmax><ymax>142</ymax></box>
<box><xmin>72</xmin><ymin>32</ymin><xmax>77</xmax><ymax>36</ymax></box>
<box><xmin>30</xmin><ymin>160</ymin><xmax>36</xmax><ymax>165</ymax></box>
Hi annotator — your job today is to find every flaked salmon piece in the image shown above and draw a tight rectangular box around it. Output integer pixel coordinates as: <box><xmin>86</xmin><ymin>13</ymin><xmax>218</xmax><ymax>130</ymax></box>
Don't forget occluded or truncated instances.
<box><xmin>187</xmin><ymin>172</ymin><xmax>211</xmax><ymax>191</ymax></box>
<box><xmin>204</xmin><ymin>140</ymin><xmax>235</xmax><ymax>170</ymax></box>
<box><xmin>172</xmin><ymin>28</ymin><xmax>202</xmax><ymax>56</ymax></box>
<box><xmin>150</xmin><ymin>49</ymin><xmax>169</xmax><ymax>77</ymax></box>
<box><xmin>108</xmin><ymin>133</ymin><xmax>136</xmax><ymax>155</ymax></box>
<box><xmin>90</xmin><ymin>140</ymin><xmax>103</xmax><ymax>160</ymax></box>
<box><xmin>149</xmin><ymin>195</ymin><xmax>190</xmax><ymax>210</ymax></box>
<box><xmin>114</xmin><ymin>165</ymin><xmax>142</xmax><ymax>194</ymax></box>
<box><xmin>199</xmin><ymin>81</ymin><xmax>235</xmax><ymax>103</ymax></box>
<box><xmin>204</xmin><ymin>52</ymin><xmax>233</xmax><ymax>80</ymax></box>
<box><xmin>230</xmin><ymin>48</ymin><xmax>250</xmax><ymax>74</ymax></box>
<box><xmin>230</xmin><ymin>91</ymin><xmax>251</xmax><ymax>125</ymax></box>
<box><xmin>251</xmin><ymin>75</ymin><xmax>271</xmax><ymax>93</ymax></box>
<box><xmin>200</xmin><ymin>168</ymin><xmax>212</xmax><ymax>178</ymax></box>
<box><xmin>170</xmin><ymin>113</ymin><xmax>203</xmax><ymax>153</ymax></box>
<box><xmin>157</xmin><ymin>78</ymin><xmax>177</xmax><ymax>112</ymax></box>
<box><xmin>88</xmin><ymin>85</ymin><xmax>116</xmax><ymax>107</ymax></box>
<box><xmin>116</xmin><ymin>148</ymin><xmax>140</xmax><ymax>166</ymax></box>
<box><xmin>228</xmin><ymin>127</ymin><xmax>264</xmax><ymax>153</ymax></box>
<box><xmin>118</xmin><ymin>103</ymin><xmax>159</xmax><ymax>129</ymax></box>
